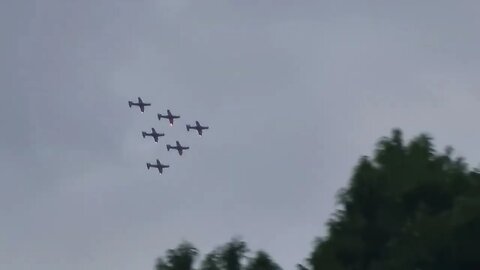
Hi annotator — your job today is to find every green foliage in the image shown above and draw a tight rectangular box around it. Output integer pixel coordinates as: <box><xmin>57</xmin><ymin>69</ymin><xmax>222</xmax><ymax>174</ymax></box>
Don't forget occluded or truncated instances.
<box><xmin>155</xmin><ymin>241</ymin><xmax>199</xmax><ymax>270</ymax></box>
<box><xmin>155</xmin><ymin>129</ymin><xmax>480</xmax><ymax>270</ymax></box>
<box><xmin>200</xmin><ymin>251</ymin><xmax>222</xmax><ymax>270</ymax></box>
<box><xmin>245</xmin><ymin>251</ymin><xmax>282</xmax><ymax>270</ymax></box>
<box><xmin>306</xmin><ymin>128</ymin><xmax>480</xmax><ymax>270</ymax></box>
<box><xmin>157</xmin><ymin>238</ymin><xmax>279</xmax><ymax>270</ymax></box>
<box><xmin>218</xmin><ymin>237</ymin><xmax>249</xmax><ymax>270</ymax></box>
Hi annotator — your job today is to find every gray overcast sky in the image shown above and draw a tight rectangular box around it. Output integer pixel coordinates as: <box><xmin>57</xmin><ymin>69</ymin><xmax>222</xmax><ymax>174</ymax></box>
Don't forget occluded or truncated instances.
<box><xmin>1</xmin><ymin>1</ymin><xmax>480</xmax><ymax>269</ymax></box>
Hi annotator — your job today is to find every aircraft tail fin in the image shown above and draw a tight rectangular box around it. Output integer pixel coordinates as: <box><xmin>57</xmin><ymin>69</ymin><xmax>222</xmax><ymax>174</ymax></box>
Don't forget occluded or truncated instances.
<box><xmin>146</xmin><ymin>163</ymin><xmax>151</xmax><ymax>169</ymax></box>
<box><xmin>157</xmin><ymin>114</ymin><xmax>162</xmax><ymax>120</ymax></box>
<box><xmin>166</xmin><ymin>145</ymin><xmax>171</xmax><ymax>151</ymax></box>
<box><xmin>142</xmin><ymin>132</ymin><xmax>146</xmax><ymax>138</ymax></box>
<box><xmin>186</xmin><ymin>125</ymin><xmax>191</xmax><ymax>131</ymax></box>
<box><xmin>128</xmin><ymin>101</ymin><xmax>133</xmax><ymax>107</ymax></box>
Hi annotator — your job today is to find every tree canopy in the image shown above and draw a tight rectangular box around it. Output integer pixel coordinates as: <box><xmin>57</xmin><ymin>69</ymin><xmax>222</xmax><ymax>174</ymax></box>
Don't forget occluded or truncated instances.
<box><xmin>155</xmin><ymin>238</ymin><xmax>280</xmax><ymax>270</ymax></box>
<box><xmin>154</xmin><ymin>129</ymin><xmax>480</xmax><ymax>270</ymax></box>
<box><xmin>305</xmin><ymin>129</ymin><xmax>480</xmax><ymax>270</ymax></box>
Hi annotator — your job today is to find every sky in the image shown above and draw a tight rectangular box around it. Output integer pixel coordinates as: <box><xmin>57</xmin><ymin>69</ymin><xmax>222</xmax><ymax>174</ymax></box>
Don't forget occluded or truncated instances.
<box><xmin>1</xmin><ymin>1</ymin><xmax>480</xmax><ymax>269</ymax></box>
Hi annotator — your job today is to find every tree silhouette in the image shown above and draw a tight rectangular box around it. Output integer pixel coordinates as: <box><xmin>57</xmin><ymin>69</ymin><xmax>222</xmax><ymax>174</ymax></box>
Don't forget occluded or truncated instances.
<box><xmin>200</xmin><ymin>251</ymin><xmax>221</xmax><ymax>270</ymax></box>
<box><xmin>245</xmin><ymin>251</ymin><xmax>282</xmax><ymax>270</ymax></box>
<box><xmin>218</xmin><ymin>237</ymin><xmax>249</xmax><ymax>270</ymax></box>
<box><xmin>158</xmin><ymin>238</ymin><xmax>280</xmax><ymax>270</ymax></box>
<box><xmin>155</xmin><ymin>129</ymin><xmax>480</xmax><ymax>270</ymax></box>
<box><xmin>155</xmin><ymin>241</ymin><xmax>199</xmax><ymax>270</ymax></box>
<box><xmin>305</xmin><ymin>128</ymin><xmax>480</xmax><ymax>270</ymax></box>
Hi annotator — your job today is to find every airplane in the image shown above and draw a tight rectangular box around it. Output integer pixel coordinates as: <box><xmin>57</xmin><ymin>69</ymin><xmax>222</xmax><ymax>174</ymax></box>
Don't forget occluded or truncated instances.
<box><xmin>146</xmin><ymin>159</ymin><xmax>169</xmax><ymax>174</ymax></box>
<box><xmin>166</xmin><ymin>140</ymin><xmax>190</xmax><ymax>156</ymax></box>
<box><xmin>128</xmin><ymin>97</ymin><xmax>151</xmax><ymax>113</ymax></box>
<box><xmin>186</xmin><ymin>121</ymin><xmax>209</xmax><ymax>136</ymax></box>
<box><xmin>157</xmin><ymin>110</ymin><xmax>180</xmax><ymax>126</ymax></box>
<box><xmin>142</xmin><ymin>128</ymin><xmax>165</xmax><ymax>143</ymax></box>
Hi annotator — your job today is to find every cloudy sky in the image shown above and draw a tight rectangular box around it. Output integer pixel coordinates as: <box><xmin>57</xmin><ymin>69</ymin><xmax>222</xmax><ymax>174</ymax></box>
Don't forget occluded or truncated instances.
<box><xmin>1</xmin><ymin>1</ymin><xmax>479</xmax><ymax>269</ymax></box>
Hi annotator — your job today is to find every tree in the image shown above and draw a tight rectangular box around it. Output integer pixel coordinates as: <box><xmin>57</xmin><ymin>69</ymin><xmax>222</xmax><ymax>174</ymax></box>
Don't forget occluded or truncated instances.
<box><xmin>245</xmin><ymin>251</ymin><xmax>282</xmax><ymax>270</ymax></box>
<box><xmin>305</xmin><ymin>128</ymin><xmax>480</xmax><ymax>270</ymax></box>
<box><xmin>200</xmin><ymin>251</ymin><xmax>222</xmax><ymax>270</ymax></box>
<box><xmin>218</xmin><ymin>237</ymin><xmax>249</xmax><ymax>270</ymax></box>
<box><xmin>161</xmin><ymin>239</ymin><xmax>280</xmax><ymax>270</ymax></box>
<box><xmin>155</xmin><ymin>241</ymin><xmax>199</xmax><ymax>270</ymax></box>
<box><xmin>154</xmin><ymin>129</ymin><xmax>480</xmax><ymax>270</ymax></box>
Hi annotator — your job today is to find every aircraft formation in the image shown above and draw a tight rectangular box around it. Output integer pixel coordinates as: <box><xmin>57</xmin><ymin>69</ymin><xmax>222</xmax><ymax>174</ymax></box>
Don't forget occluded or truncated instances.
<box><xmin>128</xmin><ymin>97</ymin><xmax>209</xmax><ymax>175</ymax></box>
